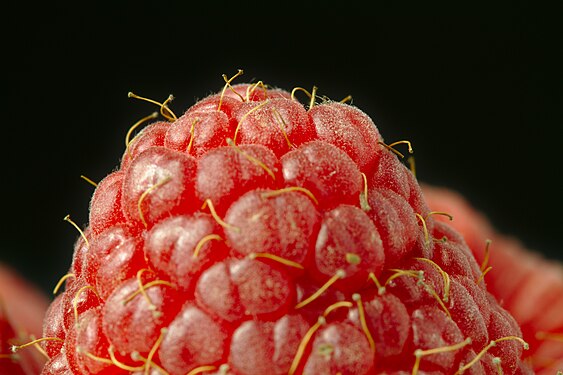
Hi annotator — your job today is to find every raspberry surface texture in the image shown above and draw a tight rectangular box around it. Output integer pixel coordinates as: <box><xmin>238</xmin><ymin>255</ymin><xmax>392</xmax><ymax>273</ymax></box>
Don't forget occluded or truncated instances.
<box><xmin>423</xmin><ymin>185</ymin><xmax>563</xmax><ymax>375</ymax></box>
<box><xmin>35</xmin><ymin>73</ymin><xmax>534</xmax><ymax>375</ymax></box>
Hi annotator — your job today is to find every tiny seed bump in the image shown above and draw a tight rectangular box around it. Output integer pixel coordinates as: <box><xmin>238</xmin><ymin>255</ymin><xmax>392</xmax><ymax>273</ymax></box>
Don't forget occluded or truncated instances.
<box><xmin>108</xmin><ymin>345</ymin><xmax>145</xmax><ymax>371</ymax></box>
<box><xmin>317</xmin><ymin>343</ymin><xmax>334</xmax><ymax>358</ymax></box>
<box><xmin>345</xmin><ymin>252</ymin><xmax>361</xmax><ymax>265</ymax></box>
<box><xmin>219</xmin><ymin>364</ymin><xmax>230</xmax><ymax>375</ymax></box>
<box><xmin>368</xmin><ymin>272</ymin><xmax>385</xmax><ymax>293</ymax></box>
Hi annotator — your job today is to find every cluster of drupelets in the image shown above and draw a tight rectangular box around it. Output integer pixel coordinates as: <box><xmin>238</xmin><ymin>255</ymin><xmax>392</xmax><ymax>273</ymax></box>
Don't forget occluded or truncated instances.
<box><xmin>8</xmin><ymin>70</ymin><xmax>535</xmax><ymax>375</ymax></box>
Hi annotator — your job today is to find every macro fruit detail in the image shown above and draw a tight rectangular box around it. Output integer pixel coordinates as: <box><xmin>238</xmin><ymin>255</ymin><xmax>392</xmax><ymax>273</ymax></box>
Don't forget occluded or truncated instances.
<box><xmin>32</xmin><ymin>72</ymin><xmax>532</xmax><ymax>374</ymax></box>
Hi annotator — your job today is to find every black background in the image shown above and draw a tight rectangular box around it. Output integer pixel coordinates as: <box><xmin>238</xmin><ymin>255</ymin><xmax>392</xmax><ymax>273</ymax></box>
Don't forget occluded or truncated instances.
<box><xmin>1</xmin><ymin>1</ymin><xmax>561</xmax><ymax>296</ymax></box>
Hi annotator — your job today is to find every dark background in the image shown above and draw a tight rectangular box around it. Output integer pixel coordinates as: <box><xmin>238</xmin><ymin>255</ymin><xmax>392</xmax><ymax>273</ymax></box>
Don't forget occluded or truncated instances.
<box><xmin>1</xmin><ymin>1</ymin><xmax>561</xmax><ymax>296</ymax></box>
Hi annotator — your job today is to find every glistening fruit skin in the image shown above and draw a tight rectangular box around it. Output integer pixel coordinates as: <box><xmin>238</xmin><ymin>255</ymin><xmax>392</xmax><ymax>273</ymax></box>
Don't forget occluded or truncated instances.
<box><xmin>36</xmin><ymin>76</ymin><xmax>532</xmax><ymax>374</ymax></box>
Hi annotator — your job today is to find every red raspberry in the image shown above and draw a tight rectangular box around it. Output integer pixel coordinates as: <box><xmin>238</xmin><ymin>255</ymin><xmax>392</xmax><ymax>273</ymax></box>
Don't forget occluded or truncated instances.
<box><xmin>423</xmin><ymin>184</ymin><xmax>563</xmax><ymax>374</ymax></box>
<box><xmin>0</xmin><ymin>264</ymin><xmax>49</xmax><ymax>375</ymax></box>
<box><xmin>32</xmin><ymin>74</ymin><xmax>533</xmax><ymax>374</ymax></box>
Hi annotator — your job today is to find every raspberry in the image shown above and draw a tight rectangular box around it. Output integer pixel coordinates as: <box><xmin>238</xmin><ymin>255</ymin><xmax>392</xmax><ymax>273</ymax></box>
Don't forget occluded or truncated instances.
<box><xmin>423</xmin><ymin>184</ymin><xmax>563</xmax><ymax>374</ymax></box>
<box><xmin>0</xmin><ymin>264</ymin><xmax>49</xmax><ymax>375</ymax></box>
<box><xmin>30</xmin><ymin>73</ymin><xmax>533</xmax><ymax>374</ymax></box>
<box><xmin>281</xmin><ymin>140</ymin><xmax>363</xmax><ymax>209</ymax></box>
<box><xmin>228</xmin><ymin>314</ymin><xmax>309</xmax><ymax>375</ymax></box>
<box><xmin>1</xmin><ymin>304</ymin><xmax>29</xmax><ymax>375</ymax></box>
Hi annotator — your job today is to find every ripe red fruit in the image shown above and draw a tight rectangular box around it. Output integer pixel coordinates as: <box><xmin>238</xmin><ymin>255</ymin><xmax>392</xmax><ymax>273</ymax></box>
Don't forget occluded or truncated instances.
<box><xmin>228</xmin><ymin>313</ymin><xmax>309</xmax><ymax>375</ymax></box>
<box><xmin>308</xmin><ymin>101</ymin><xmax>381</xmax><ymax>173</ymax></box>
<box><xmin>196</xmin><ymin>144</ymin><xmax>281</xmax><ymax>214</ymax></box>
<box><xmin>122</xmin><ymin>147</ymin><xmax>198</xmax><ymax>228</ymax></box>
<box><xmin>0</xmin><ymin>264</ymin><xmax>49</xmax><ymax>375</ymax></box>
<box><xmin>224</xmin><ymin>189</ymin><xmax>319</xmax><ymax>268</ymax></box>
<box><xmin>32</xmin><ymin>75</ymin><xmax>534</xmax><ymax>374</ymax></box>
<box><xmin>88</xmin><ymin>171</ymin><xmax>126</xmax><ymax>235</ymax></box>
<box><xmin>144</xmin><ymin>213</ymin><xmax>228</xmax><ymax>291</ymax></box>
<box><xmin>423</xmin><ymin>184</ymin><xmax>563</xmax><ymax>374</ymax></box>
<box><xmin>159</xmin><ymin>303</ymin><xmax>230</xmax><ymax>374</ymax></box>
<box><xmin>1</xmin><ymin>303</ymin><xmax>36</xmax><ymax>375</ymax></box>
